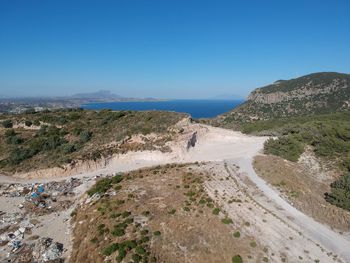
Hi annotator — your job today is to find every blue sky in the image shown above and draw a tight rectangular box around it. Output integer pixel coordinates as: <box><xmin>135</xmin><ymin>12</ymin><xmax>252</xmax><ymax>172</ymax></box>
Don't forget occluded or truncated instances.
<box><xmin>0</xmin><ymin>0</ymin><xmax>349</xmax><ymax>99</ymax></box>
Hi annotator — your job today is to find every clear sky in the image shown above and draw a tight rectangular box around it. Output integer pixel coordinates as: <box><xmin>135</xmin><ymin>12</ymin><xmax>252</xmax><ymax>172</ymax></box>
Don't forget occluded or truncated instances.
<box><xmin>0</xmin><ymin>0</ymin><xmax>349</xmax><ymax>99</ymax></box>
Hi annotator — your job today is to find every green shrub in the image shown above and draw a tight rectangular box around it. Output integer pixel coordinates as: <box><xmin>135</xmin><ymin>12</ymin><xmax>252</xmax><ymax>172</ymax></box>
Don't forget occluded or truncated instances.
<box><xmin>62</xmin><ymin>143</ymin><xmax>77</xmax><ymax>154</ymax></box>
<box><xmin>87</xmin><ymin>178</ymin><xmax>112</xmax><ymax>196</ymax></box>
<box><xmin>116</xmin><ymin>248</ymin><xmax>126</xmax><ymax>262</ymax></box>
<box><xmin>233</xmin><ymin>231</ymin><xmax>240</xmax><ymax>238</ymax></box>
<box><xmin>153</xmin><ymin>231</ymin><xmax>161</xmax><ymax>236</ymax></box>
<box><xmin>122</xmin><ymin>211</ymin><xmax>131</xmax><ymax>218</ymax></box>
<box><xmin>250</xmin><ymin>241</ymin><xmax>257</xmax><ymax>248</ymax></box>
<box><xmin>325</xmin><ymin>173</ymin><xmax>350</xmax><ymax>211</ymax></box>
<box><xmin>6</xmin><ymin>136</ymin><xmax>23</xmax><ymax>145</ymax></box>
<box><xmin>232</xmin><ymin>255</ymin><xmax>243</xmax><ymax>263</ymax></box>
<box><xmin>102</xmin><ymin>243</ymin><xmax>119</xmax><ymax>256</ymax></box>
<box><xmin>135</xmin><ymin>246</ymin><xmax>146</xmax><ymax>255</ymax></box>
<box><xmin>122</xmin><ymin>240</ymin><xmax>137</xmax><ymax>249</ymax></box>
<box><xmin>131</xmin><ymin>254</ymin><xmax>142</xmax><ymax>263</ymax></box>
<box><xmin>140</xmin><ymin>229</ymin><xmax>149</xmax><ymax>235</ymax></box>
<box><xmin>112</xmin><ymin>228</ymin><xmax>125</xmax><ymax>237</ymax></box>
<box><xmin>264</xmin><ymin>136</ymin><xmax>304</xmax><ymax>162</ymax></box>
<box><xmin>4</xmin><ymin>129</ymin><xmax>16</xmax><ymax>137</ymax></box>
<box><xmin>183</xmin><ymin>206</ymin><xmax>190</xmax><ymax>212</ymax></box>
<box><xmin>140</xmin><ymin>236</ymin><xmax>150</xmax><ymax>243</ymax></box>
<box><xmin>2</xmin><ymin>120</ymin><xmax>13</xmax><ymax>128</ymax></box>
<box><xmin>112</xmin><ymin>174</ymin><xmax>123</xmax><ymax>184</ymax></box>
<box><xmin>80</xmin><ymin>130</ymin><xmax>92</xmax><ymax>142</ymax></box>
<box><xmin>25</xmin><ymin>120</ymin><xmax>32</xmax><ymax>127</ymax></box>
<box><xmin>8</xmin><ymin>147</ymin><xmax>36</xmax><ymax>165</ymax></box>
<box><xmin>212</xmin><ymin>208</ymin><xmax>220</xmax><ymax>215</ymax></box>
<box><xmin>221</xmin><ymin>218</ymin><xmax>233</xmax><ymax>224</ymax></box>
<box><xmin>168</xmin><ymin>209</ymin><xmax>176</xmax><ymax>214</ymax></box>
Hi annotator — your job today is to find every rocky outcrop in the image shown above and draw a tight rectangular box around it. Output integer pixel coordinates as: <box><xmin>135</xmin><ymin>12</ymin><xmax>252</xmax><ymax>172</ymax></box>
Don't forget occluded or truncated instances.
<box><xmin>249</xmin><ymin>78</ymin><xmax>349</xmax><ymax>104</ymax></box>
<box><xmin>222</xmin><ymin>72</ymin><xmax>350</xmax><ymax>121</ymax></box>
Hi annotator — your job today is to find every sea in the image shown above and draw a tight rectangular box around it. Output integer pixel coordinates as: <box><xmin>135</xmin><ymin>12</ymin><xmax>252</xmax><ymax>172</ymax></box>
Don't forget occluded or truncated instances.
<box><xmin>81</xmin><ymin>99</ymin><xmax>244</xmax><ymax>118</ymax></box>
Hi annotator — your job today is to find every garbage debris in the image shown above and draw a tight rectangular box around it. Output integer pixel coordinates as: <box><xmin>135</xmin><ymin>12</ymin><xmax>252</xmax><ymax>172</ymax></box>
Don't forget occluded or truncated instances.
<box><xmin>0</xmin><ymin>177</ymin><xmax>82</xmax><ymax>260</ymax></box>
<box><xmin>32</xmin><ymin>237</ymin><xmax>64</xmax><ymax>262</ymax></box>
<box><xmin>85</xmin><ymin>192</ymin><xmax>101</xmax><ymax>204</ymax></box>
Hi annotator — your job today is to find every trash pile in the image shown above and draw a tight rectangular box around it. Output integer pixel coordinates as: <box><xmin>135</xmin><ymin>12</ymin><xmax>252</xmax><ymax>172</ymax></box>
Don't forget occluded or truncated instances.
<box><xmin>32</xmin><ymin>237</ymin><xmax>64</xmax><ymax>262</ymax></box>
<box><xmin>2</xmin><ymin>237</ymin><xmax>64</xmax><ymax>262</ymax></box>
<box><xmin>0</xmin><ymin>177</ymin><xmax>82</xmax><ymax>261</ymax></box>
<box><xmin>0</xmin><ymin>178</ymin><xmax>82</xmax><ymax>199</ymax></box>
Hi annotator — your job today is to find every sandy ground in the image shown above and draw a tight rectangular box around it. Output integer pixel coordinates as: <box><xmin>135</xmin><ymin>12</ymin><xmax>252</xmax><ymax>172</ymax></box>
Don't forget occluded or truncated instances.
<box><xmin>1</xmin><ymin>123</ymin><xmax>350</xmax><ymax>262</ymax></box>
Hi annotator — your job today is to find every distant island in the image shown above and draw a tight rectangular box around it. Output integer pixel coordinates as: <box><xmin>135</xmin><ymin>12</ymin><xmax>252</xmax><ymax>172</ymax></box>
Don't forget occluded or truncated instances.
<box><xmin>0</xmin><ymin>90</ymin><xmax>162</xmax><ymax>114</ymax></box>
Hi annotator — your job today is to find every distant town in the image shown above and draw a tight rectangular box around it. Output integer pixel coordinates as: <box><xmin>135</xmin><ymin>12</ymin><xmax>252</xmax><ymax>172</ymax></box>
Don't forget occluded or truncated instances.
<box><xmin>0</xmin><ymin>90</ymin><xmax>160</xmax><ymax>114</ymax></box>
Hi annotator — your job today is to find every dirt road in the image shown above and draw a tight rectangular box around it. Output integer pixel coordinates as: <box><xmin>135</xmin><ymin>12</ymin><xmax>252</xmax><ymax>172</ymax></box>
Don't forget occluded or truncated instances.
<box><xmin>1</xmin><ymin>123</ymin><xmax>349</xmax><ymax>262</ymax></box>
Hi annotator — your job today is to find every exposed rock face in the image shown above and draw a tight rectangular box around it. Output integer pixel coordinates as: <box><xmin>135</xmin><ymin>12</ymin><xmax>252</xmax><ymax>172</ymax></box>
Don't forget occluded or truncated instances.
<box><xmin>187</xmin><ymin>132</ymin><xmax>197</xmax><ymax>150</ymax></box>
<box><xmin>249</xmin><ymin>77</ymin><xmax>349</xmax><ymax>104</ymax></box>
<box><xmin>222</xmin><ymin>72</ymin><xmax>350</xmax><ymax>121</ymax></box>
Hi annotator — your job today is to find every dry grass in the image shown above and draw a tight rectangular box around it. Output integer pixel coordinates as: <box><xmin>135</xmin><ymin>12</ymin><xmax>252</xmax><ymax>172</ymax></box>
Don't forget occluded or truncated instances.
<box><xmin>70</xmin><ymin>164</ymin><xmax>253</xmax><ymax>263</ymax></box>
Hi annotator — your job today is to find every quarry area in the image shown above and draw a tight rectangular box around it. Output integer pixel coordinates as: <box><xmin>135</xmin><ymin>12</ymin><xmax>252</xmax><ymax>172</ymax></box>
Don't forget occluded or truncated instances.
<box><xmin>0</xmin><ymin>120</ymin><xmax>349</xmax><ymax>263</ymax></box>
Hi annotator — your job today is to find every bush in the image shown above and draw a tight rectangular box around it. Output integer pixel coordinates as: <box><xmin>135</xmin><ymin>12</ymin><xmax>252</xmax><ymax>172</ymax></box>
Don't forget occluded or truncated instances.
<box><xmin>168</xmin><ymin>209</ymin><xmax>176</xmax><ymax>214</ymax></box>
<box><xmin>102</xmin><ymin>243</ymin><xmax>119</xmax><ymax>256</ymax></box>
<box><xmin>233</xmin><ymin>231</ymin><xmax>240</xmax><ymax>238</ymax></box>
<box><xmin>135</xmin><ymin>246</ymin><xmax>146</xmax><ymax>255</ymax></box>
<box><xmin>325</xmin><ymin>173</ymin><xmax>350</xmax><ymax>211</ymax></box>
<box><xmin>122</xmin><ymin>211</ymin><xmax>131</xmax><ymax>218</ymax></box>
<box><xmin>80</xmin><ymin>130</ymin><xmax>93</xmax><ymax>142</ymax></box>
<box><xmin>221</xmin><ymin>218</ymin><xmax>233</xmax><ymax>224</ymax></box>
<box><xmin>116</xmin><ymin>248</ymin><xmax>126</xmax><ymax>262</ymax></box>
<box><xmin>250</xmin><ymin>241</ymin><xmax>257</xmax><ymax>247</ymax></box>
<box><xmin>87</xmin><ymin>178</ymin><xmax>112</xmax><ymax>196</ymax></box>
<box><xmin>122</xmin><ymin>240</ymin><xmax>137</xmax><ymax>249</ymax></box>
<box><xmin>2</xmin><ymin>120</ymin><xmax>13</xmax><ymax>128</ymax></box>
<box><xmin>24</xmin><ymin>120</ymin><xmax>32</xmax><ymax>127</ymax></box>
<box><xmin>62</xmin><ymin>143</ymin><xmax>77</xmax><ymax>154</ymax></box>
<box><xmin>8</xmin><ymin>147</ymin><xmax>35</xmax><ymax>165</ymax></box>
<box><xmin>264</xmin><ymin>136</ymin><xmax>304</xmax><ymax>162</ymax></box>
<box><xmin>112</xmin><ymin>228</ymin><xmax>125</xmax><ymax>237</ymax></box>
<box><xmin>212</xmin><ymin>208</ymin><xmax>220</xmax><ymax>215</ymax></box>
<box><xmin>42</xmin><ymin>135</ymin><xmax>66</xmax><ymax>150</ymax></box>
<box><xmin>112</xmin><ymin>174</ymin><xmax>123</xmax><ymax>184</ymax></box>
<box><xmin>153</xmin><ymin>231</ymin><xmax>161</xmax><ymax>236</ymax></box>
<box><xmin>4</xmin><ymin>129</ymin><xmax>16</xmax><ymax>137</ymax></box>
<box><xmin>131</xmin><ymin>254</ymin><xmax>142</xmax><ymax>263</ymax></box>
<box><xmin>232</xmin><ymin>255</ymin><xmax>243</xmax><ymax>263</ymax></box>
<box><xmin>6</xmin><ymin>136</ymin><xmax>23</xmax><ymax>145</ymax></box>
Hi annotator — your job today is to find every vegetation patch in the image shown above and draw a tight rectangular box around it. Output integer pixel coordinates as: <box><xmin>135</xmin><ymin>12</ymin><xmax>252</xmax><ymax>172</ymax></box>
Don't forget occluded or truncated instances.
<box><xmin>325</xmin><ymin>173</ymin><xmax>350</xmax><ymax>211</ymax></box>
<box><xmin>232</xmin><ymin>255</ymin><xmax>243</xmax><ymax>263</ymax></box>
<box><xmin>70</xmin><ymin>164</ymin><xmax>255</xmax><ymax>262</ymax></box>
<box><xmin>0</xmin><ymin>109</ymin><xmax>186</xmax><ymax>173</ymax></box>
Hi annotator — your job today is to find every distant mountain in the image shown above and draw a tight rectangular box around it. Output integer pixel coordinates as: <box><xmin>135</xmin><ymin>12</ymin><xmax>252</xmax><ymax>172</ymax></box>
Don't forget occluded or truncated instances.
<box><xmin>0</xmin><ymin>90</ymin><xmax>161</xmax><ymax>113</ymax></box>
<box><xmin>71</xmin><ymin>90</ymin><xmax>123</xmax><ymax>100</ymax></box>
<box><xmin>220</xmin><ymin>72</ymin><xmax>350</xmax><ymax>122</ymax></box>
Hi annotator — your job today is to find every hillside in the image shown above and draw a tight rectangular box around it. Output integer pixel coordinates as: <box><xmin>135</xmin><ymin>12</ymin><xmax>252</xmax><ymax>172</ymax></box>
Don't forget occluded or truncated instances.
<box><xmin>0</xmin><ymin>109</ymin><xmax>186</xmax><ymax>174</ymax></box>
<box><xmin>220</xmin><ymin>72</ymin><xmax>350</xmax><ymax>125</ymax></box>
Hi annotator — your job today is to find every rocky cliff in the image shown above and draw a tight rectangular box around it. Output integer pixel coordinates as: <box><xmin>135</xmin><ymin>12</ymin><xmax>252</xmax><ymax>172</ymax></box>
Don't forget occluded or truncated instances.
<box><xmin>221</xmin><ymin>72</ymin><xmax>350</xmax><ymax>123</ymax></box>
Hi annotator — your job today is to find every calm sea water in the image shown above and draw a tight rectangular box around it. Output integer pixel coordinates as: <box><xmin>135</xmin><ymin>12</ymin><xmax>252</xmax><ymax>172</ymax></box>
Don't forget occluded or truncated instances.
<box><xmin>81</xmin><ymin>99</ymin><xmax>244</xmax><ymax>118</ymax></box>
